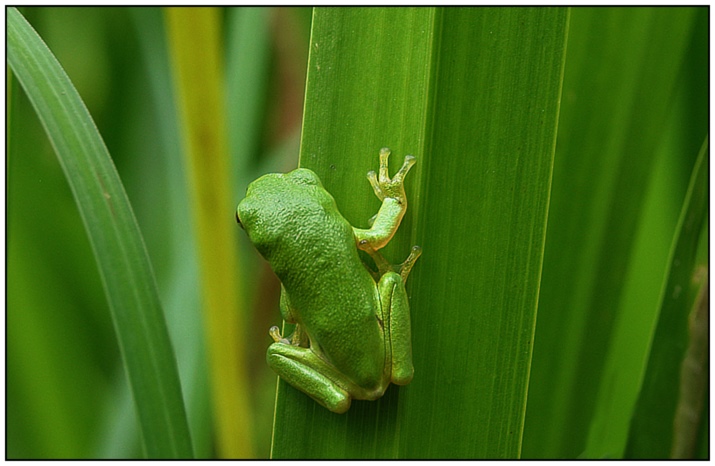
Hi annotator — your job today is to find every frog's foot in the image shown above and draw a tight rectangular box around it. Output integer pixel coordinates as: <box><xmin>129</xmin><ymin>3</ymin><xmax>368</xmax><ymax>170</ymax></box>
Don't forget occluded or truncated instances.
<box><xmin>398</xmin><ymin>245</ymin><xmax>422</xmax><ymax>282</ymax></box>
<box><xmin>267</xmin><ymin>343</ymin><xmax>352</xmax><ymax>414</ymax></box>
<box><xmin>367</xmin><ymin>148</ymin><xmax>416</xmax><ymax>204</ymax></box>
<box><xmin>269</xmin><ymin>326</ymin><xmax>291</xmax><ymax>345</ymax></box>
<box><xmin>270</xmin><ymin>325</ymin><xmax>310</xmax><ymax>347</ymax></box>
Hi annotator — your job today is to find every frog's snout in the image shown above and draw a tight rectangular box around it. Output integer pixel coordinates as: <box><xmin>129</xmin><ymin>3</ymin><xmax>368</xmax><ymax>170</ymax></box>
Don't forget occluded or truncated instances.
<box><xmin>235</xmin><ymin>209</ymin><xmax>244</xmax><ymax>229</ymax></box>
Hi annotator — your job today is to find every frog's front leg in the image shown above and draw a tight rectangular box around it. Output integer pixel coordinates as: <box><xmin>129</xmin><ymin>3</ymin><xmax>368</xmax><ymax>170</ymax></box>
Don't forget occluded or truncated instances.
<box><xmin>354</xmin><ymin>148</ymin><xmax>416</xmax><ymax>251</ymax></box>
<box><xmin>267</xmin><ymin>342</ymin><xmax>352</xmax><ymax>414</ymax></box>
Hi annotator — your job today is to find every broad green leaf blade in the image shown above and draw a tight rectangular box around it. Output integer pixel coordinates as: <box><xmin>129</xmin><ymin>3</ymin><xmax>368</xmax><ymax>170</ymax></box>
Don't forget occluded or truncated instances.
<box><xmin>522</xmin><ymin>7</ymin><xmax>697</xmax><ymax>458</ymax></box>
<box><xmin>625</xmin><ymin>138</ymin><xmax>709</xmax><ymax>459</ymax></box>
<box><xmin>271</xmin><ymin>7</ymin><xmax>568</xmax><ymax>458</ymax></box>
<box><xmin>164</xmin><ymin>7</ymin><xmax>254</xmax><ymax>458</ymax></box>
<box><xmin>7</xmin><ymin>7</ymin><xmax>193</xmax><ymax>459</ymax></box>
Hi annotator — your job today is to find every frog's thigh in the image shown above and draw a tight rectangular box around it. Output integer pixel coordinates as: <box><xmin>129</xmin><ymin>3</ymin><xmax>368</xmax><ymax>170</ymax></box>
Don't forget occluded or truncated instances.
<box><xmin>267</xmin><ymin>342</ymin><xmax>351</xmax><ymax>414</ymax></box>
<box><xmin>378</xmin><ymin>272</ymin><xmax>414</xmax><ymax>385</ymax></box>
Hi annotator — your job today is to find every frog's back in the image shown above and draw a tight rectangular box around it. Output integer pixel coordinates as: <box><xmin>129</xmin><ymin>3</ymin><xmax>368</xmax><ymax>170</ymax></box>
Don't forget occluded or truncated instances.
<box><xmin>274</xmin><ymin>197</ymin><xmax>387</xmax><ymax>389</ymax></box>
<box><xmin>240</xmin><ymin>168</ymin><xmax>387</xmax><ymax>389</ymax></box>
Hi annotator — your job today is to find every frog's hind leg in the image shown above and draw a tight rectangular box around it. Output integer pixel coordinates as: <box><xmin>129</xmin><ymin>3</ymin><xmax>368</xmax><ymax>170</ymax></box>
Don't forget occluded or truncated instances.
<box><xmin>267</xmin><ymin>342</ymin><xmax>352</xmax><ymax>414</ymax></box>
<box><xmin>378</xmin><ymin>272</ymin><xmax>414</xmax><ymax>386</ymax></box>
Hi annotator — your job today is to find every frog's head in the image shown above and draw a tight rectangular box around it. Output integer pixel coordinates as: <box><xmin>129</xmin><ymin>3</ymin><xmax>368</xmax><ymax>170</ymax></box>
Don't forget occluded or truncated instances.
<box><xmin>236</xmin><ymin>168</ymin><xmax>333</xmax><ymax>262</ymax></box>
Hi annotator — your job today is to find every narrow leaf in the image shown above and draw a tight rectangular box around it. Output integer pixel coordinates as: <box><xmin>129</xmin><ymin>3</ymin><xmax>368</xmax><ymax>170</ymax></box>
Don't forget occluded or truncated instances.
<box><xmin>581</xmin><ymin>9</ymin><xmax>707</xmax><ymax>458</ymax></box>
<box><xmin>522</xmin><ymin>7</ymin><xmax>698</xmax><ymax>458</ymax></box>
<box><xmin>7</xmin><ymin>7</ymin><xmax>192</xmax><ymax>458</ymax></box>
<box><xmin>625</xmin><ymin>137</ymin><xmax>709</xmax><ymax>459</ymax></box>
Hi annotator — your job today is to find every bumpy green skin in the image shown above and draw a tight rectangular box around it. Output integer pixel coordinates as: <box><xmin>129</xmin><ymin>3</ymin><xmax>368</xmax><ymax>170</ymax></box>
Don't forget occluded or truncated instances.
<box><xmin>236</xmin><ymin>149</ymin><xmax>420</xmax><ymax>413</ymax></box>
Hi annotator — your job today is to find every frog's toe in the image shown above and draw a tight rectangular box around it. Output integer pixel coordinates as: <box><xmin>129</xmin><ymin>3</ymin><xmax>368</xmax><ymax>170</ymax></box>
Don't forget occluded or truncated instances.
<box><xmin>329</xmin><ymin>395</ymin><xmax>351</xmax><ymax>414</ymax></box>
<box><xmin>393</xmin><ymin>155</ymin><xmax>416</xmax><ymax>182</ymax></box>
<box><xmin>269</xmin><ymin>326</ymin><xmax>290</xmax><ymax>344</ymax></box>
<box><xmin>399</xmin><ymin>245</ymin><xmax>422</xmax><ymax>281</ymax></box>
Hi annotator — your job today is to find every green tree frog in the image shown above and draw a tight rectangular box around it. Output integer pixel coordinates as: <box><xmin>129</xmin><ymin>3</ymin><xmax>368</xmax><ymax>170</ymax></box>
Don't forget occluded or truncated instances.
<box><xmin>236</xmin><ymin>148</ymin><xmax>421</xmax><ymax>413</ymax></box>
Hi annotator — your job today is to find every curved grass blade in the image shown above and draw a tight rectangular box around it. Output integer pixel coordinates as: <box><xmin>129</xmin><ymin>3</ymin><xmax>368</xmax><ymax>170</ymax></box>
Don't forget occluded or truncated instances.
<box><xmin>522</xmin><ymin>7</ymin><xmax>698</xmax><ymax>458</ymax></box>
<box><xmin>7</xmin><ymin>7</ymin><xmax>193</xmax><ymax>458</ymax></box>
<box><xmin>625</xmin><ymin>137</ymin><xmax>709</xmax><ymax>458</ymax></box>
<box><xmin>580</xmin><ymin>11</ymin><xmax>707</xmax><ymax>458</ymax></box>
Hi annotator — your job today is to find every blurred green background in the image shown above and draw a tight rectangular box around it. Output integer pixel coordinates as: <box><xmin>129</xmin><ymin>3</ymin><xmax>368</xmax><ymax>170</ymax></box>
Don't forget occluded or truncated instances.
<box><xmin>8</xmin><ymin>6</ymin><xmax>311</xmax><ymax>458</ymax></box>
<box><xmin>7</xmin><ymin>6</ymin><xmax>708</xmax><ymax>459</ymax></box>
